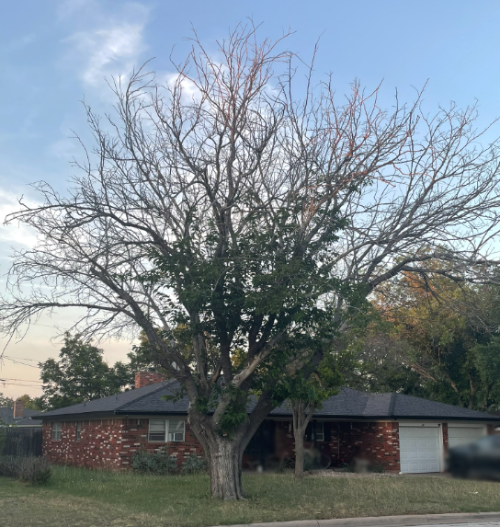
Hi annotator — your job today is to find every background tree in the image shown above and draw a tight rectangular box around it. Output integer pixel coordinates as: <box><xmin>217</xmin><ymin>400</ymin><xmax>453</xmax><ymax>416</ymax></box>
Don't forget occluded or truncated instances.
<box><xmin>39</xmin><ymin>333</ymin><xmax>139</xmax><ymax>410</ymax></box>
<box><xmin>3</xmin><ymin>25</ymin><xmax>500</xmax><ymax>499</ymax></box>
<box><xmin>0</xmin><ymin>393</ymin><xmax>14</xmax><ymax>408</ymax></box>
<box><xmin>373</xmin><ymin>269</ymin><xmax>500</xmax><ymax>410</ymax></box>
<box><xmin>15</xmin><ymin>394</ymin><xmax>44</xmax><ymax>411</ymax></box>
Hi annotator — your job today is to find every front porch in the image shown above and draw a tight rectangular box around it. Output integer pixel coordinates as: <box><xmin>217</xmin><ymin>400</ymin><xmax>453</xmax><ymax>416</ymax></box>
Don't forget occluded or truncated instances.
<box><xmin>242</xmin><ymin>419</ymin><xmax>400</xmax><ymax>472</ymax></box>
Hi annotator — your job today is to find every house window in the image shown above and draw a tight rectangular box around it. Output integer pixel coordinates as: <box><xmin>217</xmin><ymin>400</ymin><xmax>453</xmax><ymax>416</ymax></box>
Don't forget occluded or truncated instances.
<box><xmin>148</xmin><ymin>420</ymin><xmax>166</xmax><ymax>442</ymax></box>
<box><xmin>76</xmin><ymin>422</ymin><xmax>81</xmax><ymax>441</ymax></box>
<box><xmin>313</xmin><ymin>421</ymin><xmax>324</xmax><ymax>441</ymax></box>
<box><xmin>168</xmin><ymin>419</ymin><xmax>185</xmax><ymax>442</ymax></box>
<box><xmin>148</xmin><ymin>419</ymin><xmax>185</xmax><ymax>442</ymax></box>
<box><xmin>52</xmin><ymin>422</ymin><xmax>62</xmax><ymax>441</ymax></box>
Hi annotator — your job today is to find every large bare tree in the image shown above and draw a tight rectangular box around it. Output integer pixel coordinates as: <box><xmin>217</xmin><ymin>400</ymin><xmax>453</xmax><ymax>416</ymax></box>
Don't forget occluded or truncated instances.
<box><xmin>2</xmin><ymin>25</ymin><xmax>500</xmax><ymax>499</ymax></box>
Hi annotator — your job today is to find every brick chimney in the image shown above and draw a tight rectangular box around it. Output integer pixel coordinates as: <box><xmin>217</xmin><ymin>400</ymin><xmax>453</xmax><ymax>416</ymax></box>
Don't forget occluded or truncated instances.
<box><xmin>13</xmin><ymin>398</ymin><xmax>25</xmax><ymax>419</ymax></box>
<box><xmin>135</xmin><ymin>371</ymin><xmax>166</xmax><ymax>389</ymax></box>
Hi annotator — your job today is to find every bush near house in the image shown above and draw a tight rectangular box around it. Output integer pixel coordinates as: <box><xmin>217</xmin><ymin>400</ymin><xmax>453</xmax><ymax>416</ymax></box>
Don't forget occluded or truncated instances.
<box><xmin>131</xmin><ymin>449</ymin><xmax>177</xmax><ymax>475</ymax></box>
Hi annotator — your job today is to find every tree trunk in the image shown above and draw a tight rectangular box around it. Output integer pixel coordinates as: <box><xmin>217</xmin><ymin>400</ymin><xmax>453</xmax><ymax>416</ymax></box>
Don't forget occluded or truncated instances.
<box><xmin>206</xmin><ymin>435</ymin><xmax>245</xmax><ymax>500</ymax></box>
<box><xmin>292</xmin><ymin>401</ymin><xmax>314</xmax><ymax>480</ymax></box>
<box><xmin>294</xmin><ymin>431</ymin><xmax>305</xmax><ymax>479</ymax></box>
<box><xmin>468</xmin><ymin>376</ymin><xmax>477</xmax><ymax>410</ymax></box>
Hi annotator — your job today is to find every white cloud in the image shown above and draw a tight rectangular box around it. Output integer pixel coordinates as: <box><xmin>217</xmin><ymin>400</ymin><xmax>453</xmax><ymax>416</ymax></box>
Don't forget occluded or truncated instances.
<box><xmin>63</xmin><ymin>3</ymin><xmax>149</xmax><ymax>92</ymax></box>
<box><xmin>0</xmin><ymin>188</ymin><xmax>40</xmax><ymax>249</ymax></box>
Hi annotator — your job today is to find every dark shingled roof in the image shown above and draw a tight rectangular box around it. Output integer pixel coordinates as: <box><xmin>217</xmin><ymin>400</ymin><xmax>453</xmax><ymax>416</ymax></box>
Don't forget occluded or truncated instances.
<box><xmin>34</xmin><ymin>384</ymin><xmax>500</xmax><ymax>422</ymax></box>
<box><xmin>0</xmin><ymin>407</ymin><xmax>42</xmax><ymax>427</ymax></box>
<box><xmin>270</xmin><ymin>388</ymin><xmax>500</xmax><ymax>421</ymax></box>
<box><xmin>33</xmin><ymin>380</ymin><xmax>188</xmax><ymax>419</ymax></box>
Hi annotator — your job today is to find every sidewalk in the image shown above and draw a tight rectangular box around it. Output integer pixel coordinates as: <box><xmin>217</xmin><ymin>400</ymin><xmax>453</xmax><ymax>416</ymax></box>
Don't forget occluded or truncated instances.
<box><xmin>213</xmin><ymin>512</ymin><xmax>500</xmax><ymax>527</ymax></box>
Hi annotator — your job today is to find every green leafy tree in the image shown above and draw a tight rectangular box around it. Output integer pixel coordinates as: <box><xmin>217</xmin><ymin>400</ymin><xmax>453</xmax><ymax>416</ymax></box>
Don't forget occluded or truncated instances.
<box><xmin>288</xmin><ymin>353</ymin><xmax>342</xmax><ymax>479</ymax></box>
<box><xmin>3</xmin><ymin>25</ymin><xmax>500</xmax><ymax>499</ymax></box>
<box><xmin>373</xmin><ymin>269</ymin><xmax>500</xmax><ymax>410</ymax></box>
<box><xmin>16</xmin><ymin>394</ymin><xmax>44</xmax><ymax>411</ymax></box>
<box><xmin>40</xmin><ymin>333</ymin><xmax>134</xmax><ymax>410</ymax></box>
<box><xmin>0</xmin><ymin>393</ymin><xmax>14</xmax><ymax>408</ymax></box>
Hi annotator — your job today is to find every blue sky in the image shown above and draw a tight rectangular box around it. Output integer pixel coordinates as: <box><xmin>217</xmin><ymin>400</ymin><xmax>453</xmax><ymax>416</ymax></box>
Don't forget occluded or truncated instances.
<box><xmin>2</xmin><ymin>0</ymin><xmax>500</xmax><ymax>398</ymax></box>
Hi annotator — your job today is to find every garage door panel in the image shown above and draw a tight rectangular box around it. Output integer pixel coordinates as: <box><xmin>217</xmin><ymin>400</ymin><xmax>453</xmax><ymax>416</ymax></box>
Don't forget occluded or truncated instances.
<box><xmin>448</xmin><ymin>426</ymin><xmax>485</xmax><ymax>448</ymax></box>
<box><xmin>400</xmin><ymin>425</ymin><xmax>441</xmax><ymax>474</ymax></box>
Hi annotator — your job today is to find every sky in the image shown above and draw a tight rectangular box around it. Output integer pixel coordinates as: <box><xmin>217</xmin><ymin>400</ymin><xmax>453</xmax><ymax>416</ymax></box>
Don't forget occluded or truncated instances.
<box><xmin>2</xmin><ymin>0</ymin><xmax>500</xmax><ymax>399</ymax></box>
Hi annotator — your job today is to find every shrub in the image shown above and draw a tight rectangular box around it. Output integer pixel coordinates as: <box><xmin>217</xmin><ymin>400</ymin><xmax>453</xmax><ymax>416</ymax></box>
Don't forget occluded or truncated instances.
<box><xmin>181</xmin><ymin>455</ymin><xmax>206</xmax><ymax>475</ymax></box>
<box><xmin>369</xmin><ymin>461</ymin><xmax>386</xmax><ymax>473</ymax></box>
<box><xmin>0</xmin><ymin>456</ymin><xmax>52</xmax><ymax>485</ymax></box>
<box><xmin>303</xmin><ymin>451</ymin><xmax>316</xmax><ymax>472</ymax></box>
<box><xmin>131</xmin><ymin>449</ymin><xmax>177</xmax><ymax>475</ymax></box>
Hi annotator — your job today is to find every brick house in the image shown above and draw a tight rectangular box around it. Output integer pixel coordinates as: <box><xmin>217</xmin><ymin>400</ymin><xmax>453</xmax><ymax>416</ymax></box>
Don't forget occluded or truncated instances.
<box><xmin>35</xmin><ymin>373</ymin><xmax>500</xmax><ymax>474</ymax></box>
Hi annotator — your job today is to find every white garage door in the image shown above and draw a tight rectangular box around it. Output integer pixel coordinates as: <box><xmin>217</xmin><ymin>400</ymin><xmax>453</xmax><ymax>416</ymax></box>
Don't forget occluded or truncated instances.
<box><xmin>448</xmin><ymin>425</ymin><xmax>485</xmax><ymax>448</ymax></box>
<box><xmin>400</xmin><ymin>425</ymin><xmax>441</xmax><ymax>474</ymax></box>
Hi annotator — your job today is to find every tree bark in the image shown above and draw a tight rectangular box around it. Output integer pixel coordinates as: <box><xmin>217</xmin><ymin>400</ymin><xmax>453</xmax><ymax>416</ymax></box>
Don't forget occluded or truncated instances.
<box><xmin>206</xmin><ymin>435</ymin><xmax>245</xmax><ymax>500</ymax></box>
<box><xmin>292</xmin><ymin>401</ymin><xmax>314</xmax><ymax>480</ymax></box>
<box><xmin>294</xmin><ymin>430</ymin><xmax>305</xmax><ymax>479</ymax></box>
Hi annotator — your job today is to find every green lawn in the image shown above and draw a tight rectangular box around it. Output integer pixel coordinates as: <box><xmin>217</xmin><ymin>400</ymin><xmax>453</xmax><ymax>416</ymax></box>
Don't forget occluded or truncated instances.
<box><xmin>1</xmin><ymin>467</ymin><xmax>500</xmax><ymax>527</ymax></box>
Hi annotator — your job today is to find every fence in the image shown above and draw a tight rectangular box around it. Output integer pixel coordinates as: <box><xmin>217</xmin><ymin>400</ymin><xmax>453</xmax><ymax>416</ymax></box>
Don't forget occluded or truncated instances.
<box><xmin>0</xmin><ymin>427</ymin><xmax>43</xmax><ymax>457</ymax></box>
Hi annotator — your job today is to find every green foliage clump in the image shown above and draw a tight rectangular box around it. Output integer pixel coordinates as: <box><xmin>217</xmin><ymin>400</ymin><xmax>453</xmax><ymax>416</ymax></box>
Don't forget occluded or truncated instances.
<box><xmin>131</xmin><ymin>449</ymin><xmax>177</xmax><ymax>475</ymax></box>
<box><xmin>39</xmin><ymin>332</ymin><xmax>154</xmax><ymax>410</ymax></box>
<box><xmin>180</xmin><ymin>455</ymin><xmax>206</xmax><ymax>475</ymax></box>
<box><xmin>0</xmin><ymin>456</ymin><xmax>52</xmax><ymax>485</ymax></box>
<box><xmin>0</xmin><ymin>392</ymin><xmax>14</xmax><ymax>408</ymax></box>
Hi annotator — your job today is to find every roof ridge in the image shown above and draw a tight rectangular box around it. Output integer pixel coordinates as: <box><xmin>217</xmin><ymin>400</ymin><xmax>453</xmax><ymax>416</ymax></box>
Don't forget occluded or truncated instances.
<box><xmin>117</xmin><ymin>380</ymin><xmax>178</xmax><ymax>412</ymax></box>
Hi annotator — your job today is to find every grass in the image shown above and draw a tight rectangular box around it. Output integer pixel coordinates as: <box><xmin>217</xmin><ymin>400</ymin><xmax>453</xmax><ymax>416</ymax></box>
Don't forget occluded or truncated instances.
<box><xmin>1</xmin><ymin>467</ymin><xmax>500</xmax><ymax>527</ymax></box>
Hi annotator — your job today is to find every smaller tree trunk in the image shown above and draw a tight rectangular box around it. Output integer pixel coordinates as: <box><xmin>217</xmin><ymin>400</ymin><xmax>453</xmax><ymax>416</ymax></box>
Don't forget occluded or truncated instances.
<box><xmin>291</xmin><ymin>401</ymin><xmax>315</xmax><ymax>480</ymax></box>
<box><xmin>294</xmin><ymin>431</ymin><xmax>305</xmax><ymax>479</ymax></box>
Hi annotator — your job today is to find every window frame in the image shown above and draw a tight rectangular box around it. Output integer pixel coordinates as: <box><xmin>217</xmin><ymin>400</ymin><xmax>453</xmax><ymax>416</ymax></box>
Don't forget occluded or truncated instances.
<box><xmin>76</xmin><ymin>421</ymin><xmax>81</xmax><ymax>441</ymax></box>
<box><xmin>52</xmin><ymin>422</ymin><xmax>62</xmax><ymax>441</ymax></box>
<box><xmin>148</xmin><ymin>419</ymin><xmax>185</xmax><ymax>443</ymax></box>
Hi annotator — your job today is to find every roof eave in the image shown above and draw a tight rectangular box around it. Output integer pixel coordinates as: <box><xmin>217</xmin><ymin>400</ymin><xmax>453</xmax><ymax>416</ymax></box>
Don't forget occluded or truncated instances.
<box><xmin>37</xmin><ymin>411</ymin><xmax>119</xmax><ymax>421</ymax></box>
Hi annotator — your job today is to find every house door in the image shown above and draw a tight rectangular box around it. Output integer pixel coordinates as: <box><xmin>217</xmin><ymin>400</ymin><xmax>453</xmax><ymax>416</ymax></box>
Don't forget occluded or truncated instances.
<box><xmin>399</xmin><ymin>424</ymin><xmax>441</xmax><ymax>474</ymax></box>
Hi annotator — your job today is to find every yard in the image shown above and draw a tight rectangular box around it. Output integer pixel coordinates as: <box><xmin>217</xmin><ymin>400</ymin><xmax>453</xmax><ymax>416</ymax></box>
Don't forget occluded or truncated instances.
<box><xmin>1</xmin><ymin>468</ymin><xmax>500</xmax><ymax>527</ymax></box>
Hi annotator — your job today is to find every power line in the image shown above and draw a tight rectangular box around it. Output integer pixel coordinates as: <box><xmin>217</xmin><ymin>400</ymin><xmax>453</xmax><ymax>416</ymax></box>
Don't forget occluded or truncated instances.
<box><xmin>0</xmin><ymin>378</ymin><xmax>41</xmax><ymax>384</ymax></box>
<box><xmin>1</xmin><ymin>357</ymin><xmax>40</xmax><ymax>369</ymax></box>
<box><xmin>0</xmin><ymin>382</ymin><xmax>42</xmax><ymax>388</ymax></box>
<box><xmin>4</xmin><ymin>355</ymin><xmax>38</xmax><ymax>362</ymax></box>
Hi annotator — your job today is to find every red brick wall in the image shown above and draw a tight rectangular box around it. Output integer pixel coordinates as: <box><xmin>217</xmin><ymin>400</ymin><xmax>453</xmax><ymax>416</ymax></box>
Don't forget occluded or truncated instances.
<box><xmin>332</xmin><ymin>421</ymin><xmax>400</xmax><ymax>471</ymax></box>
<box><xmin>43</xmin><ymin>418</ymin><xmax>204</xmax><ymax>470</ymax></box>
<box><xmin>43</xmin><ymin>419</ymin><xmax>126</xmax><ymax>469</ymax></box>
